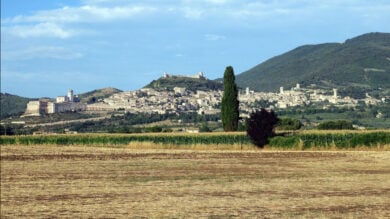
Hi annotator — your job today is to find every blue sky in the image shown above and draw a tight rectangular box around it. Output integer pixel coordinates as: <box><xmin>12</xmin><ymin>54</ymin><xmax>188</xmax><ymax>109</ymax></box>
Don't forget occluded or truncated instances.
<box><xmin>2</xmin><ymin>0</ymin><xmax>390</xmax><ymax>98</ymax></box>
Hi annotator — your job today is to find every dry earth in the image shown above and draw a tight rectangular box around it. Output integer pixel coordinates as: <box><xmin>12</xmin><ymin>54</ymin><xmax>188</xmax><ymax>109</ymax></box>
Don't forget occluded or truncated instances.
<box><xmin>1</xmin><ymin>145</ymin><xmax>389</xmax><ymax>218</ymax></box>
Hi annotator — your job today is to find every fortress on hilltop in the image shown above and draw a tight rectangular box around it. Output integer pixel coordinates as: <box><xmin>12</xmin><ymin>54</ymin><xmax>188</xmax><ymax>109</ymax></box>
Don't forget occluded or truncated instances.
<box><xmin>162</xmin><ymin>71</ymin><xmax>206</xmax><ymax>79</ymax></box>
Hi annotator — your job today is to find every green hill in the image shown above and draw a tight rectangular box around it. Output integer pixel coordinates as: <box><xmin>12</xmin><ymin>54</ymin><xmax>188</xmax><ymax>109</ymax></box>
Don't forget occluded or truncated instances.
<box><xmin>236</xmin><ymin>32</ymin><xmax>390</xmax><ymax>98</ymax></box>
<box><xmin>145</xmin><ymin>76</ymin><xmax>223</xmax><ymax>92</ymax></box>
<box><xmin>0</xmin><ymin>93</ymin><xmax>32</xmax><ymax>119</ymax></box>
<box><xmin>78</xmin><ymin>87</ymin><xmax>122</xmax><ymax>103</ymax></box>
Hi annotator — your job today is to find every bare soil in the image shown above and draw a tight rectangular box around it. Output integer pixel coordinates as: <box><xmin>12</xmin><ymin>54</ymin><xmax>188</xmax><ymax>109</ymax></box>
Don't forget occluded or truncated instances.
<box><xmin>1</xmin><ymin>145</ymin><xmax>389</xmax><ymax>218</ymax></box>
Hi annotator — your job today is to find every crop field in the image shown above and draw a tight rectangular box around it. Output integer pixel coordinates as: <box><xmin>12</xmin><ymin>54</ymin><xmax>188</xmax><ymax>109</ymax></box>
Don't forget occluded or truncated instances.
<box><xmin>1</xmin><ymin>144</ymin><xmax>389</xmax><ymax>218</ymax></box>
<box><xmin>1</xmin><ymin>130</ymin><xmax>389</xmax><ymax>150</ymax></box>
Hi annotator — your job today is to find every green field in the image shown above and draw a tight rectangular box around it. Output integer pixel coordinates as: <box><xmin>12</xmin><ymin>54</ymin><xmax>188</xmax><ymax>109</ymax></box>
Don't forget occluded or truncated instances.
<box><xmin>1</xmin><ymin>130</ymin><xmax>389</xmax><ymax>150</ymax></box>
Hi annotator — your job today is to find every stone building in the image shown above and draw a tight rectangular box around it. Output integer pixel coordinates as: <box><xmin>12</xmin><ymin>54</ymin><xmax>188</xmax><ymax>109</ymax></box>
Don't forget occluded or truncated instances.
<box><xmin>23</xmin><ymin>89</ymin><xmax>86</xmax><ymax>116</ymax></box>
<box><xmin>24</xmin><ymin>101</ymin><xmax>49</xmax><ymax>116</ymax></box>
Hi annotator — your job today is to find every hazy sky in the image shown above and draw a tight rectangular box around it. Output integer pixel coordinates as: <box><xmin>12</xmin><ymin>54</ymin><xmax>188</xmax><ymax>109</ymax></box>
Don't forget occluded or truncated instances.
<box><xmin>2</xmin><ymin>0</ymin><xmax>390</xmax><ymax>98</ymax></box>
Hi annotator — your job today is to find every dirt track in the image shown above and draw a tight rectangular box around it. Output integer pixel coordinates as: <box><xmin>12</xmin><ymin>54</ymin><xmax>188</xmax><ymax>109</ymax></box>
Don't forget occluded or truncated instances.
<box><xmin>24</xmin><ymin>116</ymin><xmax>110</xmax><ymax>128</ymax></box>
<box><xmin>1</xmin><ymin>145</ymin><xmax>389</xmax><ymax>218</ymax></box>
<box><xmin>1</xmin><ymin>150</ymin><xmax>347</xmax><ymax>161</ymax></box>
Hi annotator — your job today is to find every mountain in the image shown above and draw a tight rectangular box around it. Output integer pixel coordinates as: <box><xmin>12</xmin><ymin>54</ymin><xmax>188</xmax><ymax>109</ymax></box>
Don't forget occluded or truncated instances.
<box><xmin>236</xmin><ymin>32</ymin><xmax>390</xmax><ymax>98</ymax></box>
<box><xmin>78</xmin><ymin>87</ymin><xmax>122</xmax><ymax>103</ymax></box>
<box><xmin>145</xmin><ymin>75</ymin><xmax>223</xmax><ymax>92</ymax></box>
<box><xmin>0</xmin><ymin>93</ymin><xmax>32</xmax><ymax>119</ymax></box>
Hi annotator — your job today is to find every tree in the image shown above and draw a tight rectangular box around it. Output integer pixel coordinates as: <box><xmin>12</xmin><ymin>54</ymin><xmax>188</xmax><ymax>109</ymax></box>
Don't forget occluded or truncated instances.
<box><xmin>0</xmin><ymin>124</ymin><xmax>15</xmax><ymax>135</ymax></box>
<box><xmin>277</xmin><ymin>117</ymin><xmax>302</xmax><ymax>130</ymax></box>
<box><xmin>246</xmin><ymin>109</ymin><xmax>279</xmax><ymax>148</ymax></box>
<box><xmin>221</xmin><ymin>66</ymin><xmax>239</xmax><ymax>131</ymax></box>
<box><xmin>199</xmin><ymin>122</ymin><xmax>212</xmax><ymax>132</ymax></box>
<box><xmin>317</xmin><ymin>120</ymin><xmax>354</xmax><ymax>130</ymax></box>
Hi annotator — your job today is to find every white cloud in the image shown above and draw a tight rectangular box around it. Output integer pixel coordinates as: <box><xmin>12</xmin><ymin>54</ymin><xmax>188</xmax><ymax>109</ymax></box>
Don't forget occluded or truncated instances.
<box><xmin>205</xmin><ymin>0</ymin><xmax>230</xmax><ymax>4</ymax></box>
<box><xmin>182</xmin><ymin>7</ymin><xmax>204</xmax><ymax>19</ymax></box>
<box><xmin>3</xmin><ymin>5</ymin><xmax>157</xmax><ymax>24</ymax></box>
<box><xmin>183</xmin><ymin>0</ymin><xmax>230</xmax><ymax>5</ymax></box>
<box><xmin>81</xmin><ymin>0</ymin><xmax>113</xmax><ymax>4</ymax></box>
<box><xmin>3</xmin><ymin>46</ymin><xmax>83</xmax><ymax>60</ymax></box>
<box><xmin>2</xmin><ymin>2</ymin><xmax>389</xmax><ymax>49</ymax></box>
<box><xmin>204</xmin><ymin>34</ymin><xmax>226</xmax><ymax>41</ymax></box>
<box><xmin>5</xmin><ymin>22</ymin><xmax>76</xmax><ymax>39</ymax></box>
<box><xmin>2</xmin><ymin>70</ymin><xmax>94</xmax><ymax>83</ymax></box>
<box><xmin>1</xmin><ymin>71</ymin><xmax>39</xmax><ymax>81</ymax></box>
<box><xmin>4</xmin><ymin>0</ymin><xmax>390</xmax><ymax>24</ymax></box>
<box><xmin>2</xmin><ymin>0</ymin><xmax>389</xmax><ymax>39</ymax></box>
<box><xmin>2</xmin><ymin>4</ymin><xmax>157</xmax><ymax>39</ymax></box>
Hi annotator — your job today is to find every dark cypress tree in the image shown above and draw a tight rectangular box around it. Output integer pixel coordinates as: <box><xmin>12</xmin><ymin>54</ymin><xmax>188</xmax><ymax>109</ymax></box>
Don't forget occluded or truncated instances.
<box><xmin>221</xmin><ymin>66</ymin><xmax>239</xmax><ymax>131</ymax></box>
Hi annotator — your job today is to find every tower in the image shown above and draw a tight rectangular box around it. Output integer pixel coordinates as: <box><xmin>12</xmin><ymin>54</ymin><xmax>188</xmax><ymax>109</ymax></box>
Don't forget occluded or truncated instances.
<box><xmin>280</xmin><ymin>87</ymin><xmax>284</xmax><ymax>94</ymax></box>
<box><xmin>333</xmin><ymin>88</ymin><xmax>338</xmax><ymax>98</ymax></box>
<box><xmin>68</xmin><ymin>89</ymin><xmax>74</xmax><ymax>102</ymax></box>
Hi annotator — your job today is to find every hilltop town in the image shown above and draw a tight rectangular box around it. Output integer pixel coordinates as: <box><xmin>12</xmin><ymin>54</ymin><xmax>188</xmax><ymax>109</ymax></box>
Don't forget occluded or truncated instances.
<box><xmin>23</xmin><ymin>72</ymin><xmax>387</xmax><ymax>118</ymax></box>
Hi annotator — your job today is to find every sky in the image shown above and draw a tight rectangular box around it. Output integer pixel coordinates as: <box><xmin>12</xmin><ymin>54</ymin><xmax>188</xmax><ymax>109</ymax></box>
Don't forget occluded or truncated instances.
<box><xmin>1</xmin><ymin>0</ymin><xmax>390</xmax><ymax>98</ymax></box>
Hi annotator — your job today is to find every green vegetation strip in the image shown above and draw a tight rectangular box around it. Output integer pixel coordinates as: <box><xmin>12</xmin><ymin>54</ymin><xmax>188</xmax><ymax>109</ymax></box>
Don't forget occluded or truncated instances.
<box><xmin>269</xmin><ymin>132</ymin><xmax>390</xmax><ymax>149</ymax></box>
<box><xmin>1</xmin><ymin>132</ymin><xmax>389</xmax><ymax>149</ymax></box>
<box><xmin>0</xmin><ymin>133</ymin><xmax>250</xmax><ymax>146</ymax></box>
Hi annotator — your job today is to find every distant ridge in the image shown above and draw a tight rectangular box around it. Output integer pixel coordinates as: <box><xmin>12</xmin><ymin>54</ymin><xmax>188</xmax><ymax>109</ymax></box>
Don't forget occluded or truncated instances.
<box><xmin>235</xmin><ymin>32</ymin><xmax>390</xmax><ymax>97</ymax></box>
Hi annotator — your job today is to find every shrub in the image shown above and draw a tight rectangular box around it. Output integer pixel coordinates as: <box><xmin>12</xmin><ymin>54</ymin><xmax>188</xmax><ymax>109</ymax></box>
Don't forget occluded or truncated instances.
<box><xmin>246</xmin><ymin>109</ymin><xmax>279</xmax><ymax>148</ymax></box>
<box><xmin>162</xmin><ymin>128</ymin><xmax>173</xmax><ymax>133</ymax></box>
<box><xmin>0</xmin><ymin>125</ymin><xmax>15</xmax><ymax>135</ymax></box>
<box><xmin>199</xmin><ymin>123</ymin><xmax>212</xmax><ymax>132</ymax></box>
<box><xmin>268</xmin><ymin>136</ymin><xmax>300</xmax><ymax>148</ymax></box>
<box><xmin>277</xmin><ymin>117</ymin><xmax>302</xmax><ymax>130</ymax></box>
<box><xmin>144</xmin><ymin>126</ymin><xmax>163</xmax><ymax>133</ymax></box>
<box><xmin>318</xmin><ymin>120</ymin><xmax>354</xmax><ymax>130</ymax></box>
<box><xmin>237</xmin><ymin>122</ymin><xmax>247</xmax><ymax>131</ymax></box>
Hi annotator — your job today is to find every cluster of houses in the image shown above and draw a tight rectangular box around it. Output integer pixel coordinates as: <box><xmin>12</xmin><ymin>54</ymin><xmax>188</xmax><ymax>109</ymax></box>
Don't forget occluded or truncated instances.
<box><xmin>23</xmin><ymin>73</ymin><xmax>386</xmax><ymax>117</ymax></box>
<box><xmin>240</xmin><ymin>84</ymin><xmax>350</xmax><ymax>109</ymax></box>
<box><xmin>88</xmin><ymin>87</ymin><xmax>221</xmax><ymax>115</ymax></box>
<box><xmin>240</xmin><ymin>83</ymin><xmax>385</xmax><ymax>112</ymax></box>
<box><xmin>88</xmin><ymin>78</ymin><xmax>386</xmax><ymax>116</ymax></box>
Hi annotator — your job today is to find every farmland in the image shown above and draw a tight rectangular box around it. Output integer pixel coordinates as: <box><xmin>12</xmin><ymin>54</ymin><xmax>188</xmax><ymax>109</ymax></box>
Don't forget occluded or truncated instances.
<box><xmin>1</xmin><ymin>144</ymin><xmax>390</xmax><ymax>218</ymax></box>
<box><xmin>1</xmin><ymin>130</ymin><xmax>390</xmax><ymax>150</ymax></box>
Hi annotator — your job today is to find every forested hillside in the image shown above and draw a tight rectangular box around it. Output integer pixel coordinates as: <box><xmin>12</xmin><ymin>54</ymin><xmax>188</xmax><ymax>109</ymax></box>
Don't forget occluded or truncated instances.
<box><xmin>0</xmin><ymin>93</ymin><xmax>31</xmax><ymax>119</ymax></box>
<box><xmin>236</xmin><ymin>32</ymin><xmax>390</xmax><ymax>98</ymax></box>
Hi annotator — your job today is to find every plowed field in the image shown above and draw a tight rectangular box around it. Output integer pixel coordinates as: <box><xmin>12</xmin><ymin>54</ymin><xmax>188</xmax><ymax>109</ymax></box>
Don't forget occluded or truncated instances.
<box><xmin>1</xmin><ymin>145</ymin><xmax>389</xmax><ymax>218</ymax></box>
